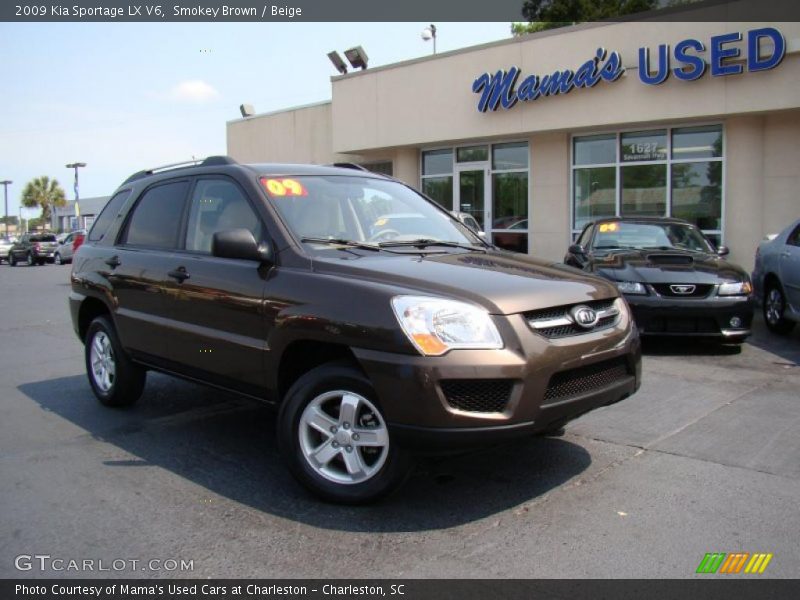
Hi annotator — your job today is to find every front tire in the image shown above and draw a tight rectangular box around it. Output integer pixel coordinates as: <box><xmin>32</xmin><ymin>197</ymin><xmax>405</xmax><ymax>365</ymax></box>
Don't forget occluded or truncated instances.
<box><xmin>54</xmin><ymin>253</ymin><xmax>63</xmax><ymax>265</ymax></box>
<box><xmin>278</xmin><ymin>363</ymin><xmax>412</xmax><ymax>504</ymax></box>
<box><xmin>26</xmin><ymin>252</ymin><xmax>34</xmax><ymax>266</ymax></box>
<box><xmin>8</xmin><ymin>253</ymin><xmax>16</xmax><ymax>266</ymax></box>
<box><xmin>85</xmin><ymin>316</ymin><xmax>146</xmax><ymax>407</ymax></box>
<box><xmin>764</xmin><ymin>284</ymin><xmax>795</xmax><ymax>335</ymax></box>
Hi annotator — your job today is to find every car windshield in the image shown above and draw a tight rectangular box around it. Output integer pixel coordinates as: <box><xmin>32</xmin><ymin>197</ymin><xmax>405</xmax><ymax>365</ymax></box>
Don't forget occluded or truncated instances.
<box><xmin>592</xmin><ymin>222</ymin><xmax>714</xmax><ymax>253</ymax></box>
<box><xmin>262</xmin><ymin>175</ymin><xmax>480</xmax><ymax>249</ymax></box>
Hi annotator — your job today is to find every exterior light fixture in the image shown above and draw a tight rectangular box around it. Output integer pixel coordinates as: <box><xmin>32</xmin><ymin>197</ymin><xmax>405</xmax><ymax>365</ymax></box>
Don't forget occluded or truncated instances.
<box><xmin>327</xmin><ymin>51</ymin><xmax>348</xmax><ymax>75</ymax></box>
<box><xmin>240</xmin><ymin>104</ymin><xmax>255</xmax><ymax>118</ymax></box>
<box><xmin>344</xmin><ymin>46</ymin><xmax>369</xmax><ymax>70</ymax></box>
<box><xmin>421</xmin><ymin>24</ymin><xmax>437</xmax><ymax>54</ymax></box>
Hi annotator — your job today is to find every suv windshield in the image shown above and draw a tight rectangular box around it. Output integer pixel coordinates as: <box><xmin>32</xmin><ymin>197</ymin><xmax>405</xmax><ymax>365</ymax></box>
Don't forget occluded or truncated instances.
<box><xmin>592</xmin><ymin>222</ymin><xmax>714</xmax><ymax>253</ymax></box>
<box><xmin>262</xmin><ymin>175</ymin><xmax>480</xmax><ymax>248</ymax></box>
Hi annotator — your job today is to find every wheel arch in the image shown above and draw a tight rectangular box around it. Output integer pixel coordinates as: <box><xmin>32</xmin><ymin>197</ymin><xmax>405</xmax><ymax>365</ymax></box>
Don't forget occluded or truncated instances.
<box><xmin>275</xmin><ymin>340</ymin><xmax>364</xmax><ymax>404</ymax></box>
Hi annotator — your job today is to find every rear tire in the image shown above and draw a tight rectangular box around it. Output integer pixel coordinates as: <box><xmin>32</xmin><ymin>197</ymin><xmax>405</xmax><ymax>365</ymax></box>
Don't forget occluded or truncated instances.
<box><xmin>764</xmin><ymin>284</ymin><xmax>795</xmax><ymax>335</ymax></box>
<box><xmin>278</xmin><ymin>362</ymin><xmax>412</xmax><ymax>504</ymax></box>
<box><xmin>26</xmin><ymin>252</ymin><xmax>34</xmax><ymax>266</ymax></box>
<box><xmin>85</xmin><ymin>316</ymin><xmax>146</xmax><ymax>407</ymax></box>
<box><xmin>8</xmin><ymin>253</ymin><xmax>16</xmax><ymax>267</ymax></box>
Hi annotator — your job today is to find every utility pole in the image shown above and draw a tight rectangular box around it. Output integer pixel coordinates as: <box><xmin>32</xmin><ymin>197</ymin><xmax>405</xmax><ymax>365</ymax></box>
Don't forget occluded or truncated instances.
<box><xmin>0</xmin><ymin>180</ymin><xmax>11</xmax><ymax>238</ymax></box>
<box><xmin>65</xmin><ymin>162</ymin><xmax>87</xmax><ymax>230</ymax></box>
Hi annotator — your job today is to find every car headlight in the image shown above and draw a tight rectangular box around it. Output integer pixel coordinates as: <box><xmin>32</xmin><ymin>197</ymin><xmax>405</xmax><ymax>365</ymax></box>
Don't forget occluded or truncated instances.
<box><xmin>615</xmin><ymin>281</ymin><xmax>647</xmax><ymax>295</ymax></box>
<box><xmin>718</xmin><ymin>281</ymin><xmax>753</xmax><ymax>296</ymax></box>
<box><xmin>391</xmin><ymin>295</ymin><xmax>503</xmax><ymax>356</ymax></box>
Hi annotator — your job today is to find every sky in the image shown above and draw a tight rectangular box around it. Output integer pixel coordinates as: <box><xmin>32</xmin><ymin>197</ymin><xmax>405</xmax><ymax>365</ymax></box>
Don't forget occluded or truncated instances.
<box><xmin>0</xmin><ymin>22</ymin><xmax>512</xmax><ymax>220</ymax></box>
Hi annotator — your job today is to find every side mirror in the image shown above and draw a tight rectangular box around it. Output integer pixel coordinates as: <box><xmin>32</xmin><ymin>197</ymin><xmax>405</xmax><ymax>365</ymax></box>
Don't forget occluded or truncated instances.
<box><xmin>716</xmin><ymin>245</ymin><xmax>730</xmax><ymax>257</ymax></box>
<box><xmin>212</xmin><ymin>229</ymin><xmax>272</xmax><ymax>263</ymax></box>
<box><xmin>568</xmin><ymin>243</ymin><xmax>586</xmax><ymax>256</ymax></box>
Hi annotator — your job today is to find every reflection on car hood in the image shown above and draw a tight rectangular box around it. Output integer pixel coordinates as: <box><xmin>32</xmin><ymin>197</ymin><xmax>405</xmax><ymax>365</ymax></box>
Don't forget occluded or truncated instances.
<box><xmin>313</xmin><ymin>249</ymin><xmax>618</xmax><ymax>315</ymax></box>
<box><xmin>589</xmin><ymin>248</ymin><xmax>748</xmax><ymax>283</ymax></box>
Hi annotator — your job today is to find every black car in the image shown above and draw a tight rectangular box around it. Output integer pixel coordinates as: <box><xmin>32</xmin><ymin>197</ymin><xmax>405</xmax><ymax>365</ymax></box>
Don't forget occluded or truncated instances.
<box><xmin>8</xmin><ymin>233</ymin><xmax>58</xmax><ymax>266</ymax></box>
<box><xmin>565</xmin><ymin>217</ymin><xmax>754</xmax><ymax>343</ymax></box>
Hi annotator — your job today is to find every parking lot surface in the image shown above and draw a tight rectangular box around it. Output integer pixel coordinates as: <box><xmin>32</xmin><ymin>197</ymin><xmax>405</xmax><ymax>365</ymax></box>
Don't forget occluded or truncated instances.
<box><xmin>1</xmin><ymin>264</ymin><xmax>798</xmax><ymax>578</ymax></box>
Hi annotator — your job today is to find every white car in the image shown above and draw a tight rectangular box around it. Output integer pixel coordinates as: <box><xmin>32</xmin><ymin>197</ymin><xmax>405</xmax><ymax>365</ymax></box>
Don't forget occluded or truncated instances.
<box><xmin>753</xmin><ymin>218</ymin><xmax>800</xmax><ymax>334</ymax></box>
<box><xmin>0</xmin><ymin>236</ymin><xmax>13</xmax><ymax>263</ymax></box>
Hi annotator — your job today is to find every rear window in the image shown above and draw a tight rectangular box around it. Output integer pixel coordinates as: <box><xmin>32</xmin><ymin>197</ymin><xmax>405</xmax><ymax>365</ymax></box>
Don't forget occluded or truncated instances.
<box><xmin>31</xmin><ymin>234</ymin><xmax>56</xmax><ymax>242</ymax></box>
<box><xmin>123</xmin><ymin>181</ymin><xmax>189</xmax><ymax>249</ymax></box>
<box><xmin>88</xmin><ymin>190</ymin><xmax>132</xmax><ymax>242</ymax></box>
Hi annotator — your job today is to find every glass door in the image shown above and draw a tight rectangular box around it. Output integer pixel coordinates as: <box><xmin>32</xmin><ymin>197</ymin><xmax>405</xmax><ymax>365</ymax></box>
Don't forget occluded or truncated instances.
<box><xmin>455</xmin><ymin>165</ymin><xmax>489</xmax><ymax>236</ymax></box>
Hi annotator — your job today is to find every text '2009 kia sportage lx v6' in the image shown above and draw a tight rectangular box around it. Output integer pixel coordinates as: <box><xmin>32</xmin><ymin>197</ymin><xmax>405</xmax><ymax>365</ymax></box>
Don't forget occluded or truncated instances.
<box><xmin>69</xmin><ymin>157</ymin><xmax>641</xmax><ymax>503</ymax></box>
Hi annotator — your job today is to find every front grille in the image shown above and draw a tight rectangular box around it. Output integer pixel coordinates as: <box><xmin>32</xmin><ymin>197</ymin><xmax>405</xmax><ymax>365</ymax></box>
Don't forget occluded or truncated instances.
<box><xmin>544</xmin><ymin>357</ymin><xmax>630</xmax><ymax>402</ymax></box>
<box><xmin>440</xmin><ymin>379</ymin><xmax>513</xmax><ymax>413</ymax></box>
<box><xmin>643</xmin><ymin>317</ymin><xmax>719</xmax><ymax>334</ymax></box>
<box><xmin>651</xmin><ymin>283</ymin><xmax>714</xmax><ymax>298</ymax></box>
<box><xmin>525</xmin><ymin>298</ymin><xmax>618</xmax><ymax>339</ymax></box>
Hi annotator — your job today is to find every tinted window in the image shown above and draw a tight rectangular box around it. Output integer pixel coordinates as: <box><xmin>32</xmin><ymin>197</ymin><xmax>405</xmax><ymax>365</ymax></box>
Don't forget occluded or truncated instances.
<box><xmin>124</xmin><ymin>181</ymin><xmax>189</xmax><ymax>249</ymax></box>
<box><xmin>185</xmin><ymin>179</ymin><xmax>262</xmax><ymax>253</ymax></box>
<box><xmin>576</xmin><ymin>225</ymin><xmax>593</xmax><ymax>247</ymax></box>
<box><xmin>31</xmin><ymin>234</ymin><xmax>56</xmax><ymax>242</ymax></box>
<box><xmin>788</xmin><ymin>224</ymin><xmax>800</xmax><ymax>247</ymax></box>
<box><xmin>88</xmin><ymin>190</ymin><xmax>132</xmax><ymax>242</ymax></box>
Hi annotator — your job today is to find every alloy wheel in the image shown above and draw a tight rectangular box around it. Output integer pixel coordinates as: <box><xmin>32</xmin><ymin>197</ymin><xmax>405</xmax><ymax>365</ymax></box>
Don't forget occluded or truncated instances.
<box><xmin>89</xmin><ymin>331</ymin><xmax>116</xmax><ymax>393</ymax></box>
<box><xmin>298</xmin><ymin>390</ymin><xmax>389</xmax><ymax>485</ymax></box>
<box><xmin>765</xmin><ymin>288</ymin><xmax>784</xmax><ymax>326</ymax></box>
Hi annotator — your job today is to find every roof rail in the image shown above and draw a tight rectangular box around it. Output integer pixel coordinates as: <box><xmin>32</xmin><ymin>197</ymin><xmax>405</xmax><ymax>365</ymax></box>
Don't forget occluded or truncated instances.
<box><xmin>328</xmin><ymin>162</ymin><xmax>371</xmax><ymax>172</ymax></box>
<box><xmin>122</xmin><ymin>156</ymin><xmax>238</xmax><ymax>184</ymax></box>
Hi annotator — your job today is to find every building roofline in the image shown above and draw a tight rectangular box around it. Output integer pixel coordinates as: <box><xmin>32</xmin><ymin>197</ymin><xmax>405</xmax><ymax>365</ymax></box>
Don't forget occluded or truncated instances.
<box><xmin>226</xmin><ymin>100</ymin><xmax>332</xmax><ymax>125</ymax></box>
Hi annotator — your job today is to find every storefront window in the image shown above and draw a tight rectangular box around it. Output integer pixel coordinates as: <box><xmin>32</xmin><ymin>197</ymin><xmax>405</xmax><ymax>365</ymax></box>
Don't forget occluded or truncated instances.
<box><xmin>492</xmin><ymin>142</ymin><xmax>528</xmax><ymax>170</ymax></box>
<box><xmin>456</xmin><ymin>145</ymin><xmax>488</xmax><ymax>163</ymax></box>
<box><xmin>422</xmin><ymin>149</ymin><xmax>453</xmax><ymax>175</ymax></box>
<box><xmin>574</xmin><ymin>134</ymin><xmax>615</xmax><ymax>166</ymax></box>
<box><xmin>621</xmin><ymin>164</ymin><xmax>666</xmax><ymax>217</ymax></box>
<box><xmin>574</xmin><ymin>167</ymin><xmax>616</xmax><ymax>227</ymax></box>
<box><xmin>621</xmin><ymin>130</ymin><xmax>667</xmax><ymax>162</ymax></box>
<box><xmin>572</xmin><ymin>125</ymin><xmax>723</xmax><ymax>242</ymax></box>
<box><xmin>671</xmin><ymin>161</ymin><xmax>721</xmax><ymax>231</ymax></box>
<box><xmin>421</xmin><ymin>176</ymin><xmax>453</xmax><ymax>208</ymax></box>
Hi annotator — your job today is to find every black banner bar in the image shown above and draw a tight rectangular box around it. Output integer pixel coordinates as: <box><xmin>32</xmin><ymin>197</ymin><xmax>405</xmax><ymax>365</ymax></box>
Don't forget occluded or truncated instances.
<box><xmin>2</xmin><ymin>0</ymin><xmax>800</xmax><ymax>23</ymax></box>
<box><xmin>3</xmin><ymin>580</ymin><xmax>800</xmax><ymax>600</ymax></box>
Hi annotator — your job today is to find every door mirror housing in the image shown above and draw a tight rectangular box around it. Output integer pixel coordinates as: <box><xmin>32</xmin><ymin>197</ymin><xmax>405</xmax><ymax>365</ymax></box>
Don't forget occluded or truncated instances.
<box><xmin>212</xmin><ymin>229</ymin><xmax>272</xmax><ymax>263</ymax></box>
<box><xmin>716</xmin><ymin>245</ymin><xmax>730</xmax><ymax>257</ymax></box>
<box><xmin>568</xmin><ymin>243</ymin><xmax>586</xmax><ymax>256</ymax></box>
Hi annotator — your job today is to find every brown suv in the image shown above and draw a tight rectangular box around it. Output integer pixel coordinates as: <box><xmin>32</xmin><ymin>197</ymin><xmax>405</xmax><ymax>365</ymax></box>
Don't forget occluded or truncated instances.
<box><xmin>69</xmin><ymin>157</ymin><xmax>641</xmax><ymax>503</ymax></box>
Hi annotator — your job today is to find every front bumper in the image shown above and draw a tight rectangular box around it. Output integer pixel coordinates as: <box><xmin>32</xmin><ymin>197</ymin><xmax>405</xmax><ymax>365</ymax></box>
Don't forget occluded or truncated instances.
<box><xmin>624</xmin><ymin>294</ymin><xmax>754</xmax><ymax>339</ymax></box>
<box><xmin>353</xmin><ymin>302</ymin><xmax>641</xmax><ymax>451</ymax></box>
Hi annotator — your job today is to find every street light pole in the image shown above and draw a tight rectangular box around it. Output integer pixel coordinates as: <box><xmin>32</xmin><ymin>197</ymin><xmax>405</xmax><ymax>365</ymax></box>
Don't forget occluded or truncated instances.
<box><xmin>65</xmin><ymin>162</ymin><xmax>87</xmax><ymax>230</ymax></box>
<box><xmin>0</xmin><ymin>180</ymin><xmax>11</xmax><ymax>238</ymax></box>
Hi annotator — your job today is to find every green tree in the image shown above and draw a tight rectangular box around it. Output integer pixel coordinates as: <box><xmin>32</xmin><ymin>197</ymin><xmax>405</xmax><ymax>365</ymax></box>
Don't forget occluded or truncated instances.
<box><xmin>515</xmin><ymin>0</ymin><xmax>659</xmax><ymax>35</ymax></box>
<box><xmin>21</xmin><ymin>176</ymin><xmax>66</xmax><ymax>223</ymax></box>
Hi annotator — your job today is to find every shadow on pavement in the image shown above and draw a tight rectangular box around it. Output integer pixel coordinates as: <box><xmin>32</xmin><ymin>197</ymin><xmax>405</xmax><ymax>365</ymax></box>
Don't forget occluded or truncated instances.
<box><xmin>19</xmin><ymin>374</ymin><xmax>591</xmax><ymax>533</ymax></box>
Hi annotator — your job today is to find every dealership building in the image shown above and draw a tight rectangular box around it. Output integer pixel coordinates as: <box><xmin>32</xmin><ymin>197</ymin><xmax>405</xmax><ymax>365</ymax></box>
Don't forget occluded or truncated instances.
<box><xmin>227</xmin><ymin>19</ymin><xmax>800</xmax><ymax>270</ymax></box>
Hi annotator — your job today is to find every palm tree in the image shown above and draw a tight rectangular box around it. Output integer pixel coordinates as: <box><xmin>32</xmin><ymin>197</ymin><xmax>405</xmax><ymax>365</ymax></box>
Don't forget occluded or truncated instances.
<box><xmin>21</xmin><ymin>176</ymin><xmax>66</xmax><ymax>224</ymax></box>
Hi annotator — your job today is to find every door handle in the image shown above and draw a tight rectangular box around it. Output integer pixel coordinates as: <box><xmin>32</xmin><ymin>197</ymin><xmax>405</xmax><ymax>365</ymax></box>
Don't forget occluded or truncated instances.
<box><xmin>104</xmin><ymin>255</ymin><xmax>121</xmax><ymax>268</ymax></box>
<box><xmin>168</xmin><ymin>267</ymin><xmax>190</xmax><ymax>282</ymax></box>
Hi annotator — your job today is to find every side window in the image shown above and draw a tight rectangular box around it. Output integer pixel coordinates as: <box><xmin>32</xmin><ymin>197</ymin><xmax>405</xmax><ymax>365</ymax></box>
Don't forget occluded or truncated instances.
<box><xmin>184</xmin><ymin>179</ymin><xmax>262</xmax><ymax>254</ymax></box>
<box><xmin>88</xmin><ymin>190</ymin><xmax>132</xmax><ymax>242</ymax></box>
<box><xmin>123</xmin><ymin>181</ymin><xmax>189</xmax><ymax>249</ymax></box>
<box><xmin>787</xmin><ymin>225</ymin><xmax>800</xmax><ymax>247</ymax></box>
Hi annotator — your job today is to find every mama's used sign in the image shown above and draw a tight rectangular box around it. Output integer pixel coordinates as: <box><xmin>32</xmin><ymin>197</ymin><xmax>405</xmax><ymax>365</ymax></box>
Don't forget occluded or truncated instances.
<box><xmin>472</xmin><ymin>27</ymin><xmax>785</xmax><ymax>112</ymax></box>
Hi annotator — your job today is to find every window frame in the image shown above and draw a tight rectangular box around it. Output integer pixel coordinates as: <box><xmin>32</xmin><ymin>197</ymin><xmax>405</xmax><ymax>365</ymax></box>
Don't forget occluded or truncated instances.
<box><xmin>570</xmin><ymin>122</ymin><xmax>725</xmax><ymax>243</ymax></box>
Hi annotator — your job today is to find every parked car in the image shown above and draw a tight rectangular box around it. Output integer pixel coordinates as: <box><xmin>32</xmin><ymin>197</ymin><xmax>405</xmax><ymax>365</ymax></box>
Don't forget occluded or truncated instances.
<box><xmin>0</xmin><ymin>236</ymin><xmax>13</xmax><ymax>263</ymax></box>
<box><xmin>565</xmin><ymin>217</ymin><xmax>754</xmax><ymax>343</ymax></box>
<box><xmin>53</xmin><ymin>230</ymin><xmax>87</xmax><ymax>265</ymax></box>
<box><xmin>8</xmin><ymin>232</ymin><xmax>59</xmax><ymax>266</ymax></box>
<box><xmin>752</xmin><ymin>218</ymin><xmax>800</xmax><ymax>334</ymax></box>
<box><xmin>70</xmin><ymin>156</ymin><xmax>641</xmax><ymax>503</ymax></box>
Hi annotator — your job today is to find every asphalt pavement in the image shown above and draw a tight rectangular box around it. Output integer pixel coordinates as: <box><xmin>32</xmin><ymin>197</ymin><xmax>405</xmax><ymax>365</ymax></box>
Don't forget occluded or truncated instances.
<box><xmin>1</xmin><ymin>263</ymin><xmax>798</xmax><ymax>578</ymax></box>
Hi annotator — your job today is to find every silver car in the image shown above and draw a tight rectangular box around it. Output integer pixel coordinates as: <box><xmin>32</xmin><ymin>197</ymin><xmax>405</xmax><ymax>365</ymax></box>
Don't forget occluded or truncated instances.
<box><xmin>0</xmin><ymin>237</ymin><xmax>13</xmax><ymax>263</ymax></box>
<box><xmin>753</xmin><ymin>218</ymin><xmax>800</xmax><ymax>334</ymax></box>
<box><xmin>53</xmin><ymin>230</ymin><xmax>85</xmax><ymax>265</ymax></box>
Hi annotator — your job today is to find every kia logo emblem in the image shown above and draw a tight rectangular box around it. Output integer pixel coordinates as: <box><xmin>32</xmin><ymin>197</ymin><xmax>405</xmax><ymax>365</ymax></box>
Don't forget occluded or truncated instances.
<box><xmin>670</xmin><ymin>284</ymin><xmax>696</xmax><ymax>295</ymax></box>
<box><xmin>570</xmin><ymin>305</ymin><xmax>599</xmax><ymax>329</ymax></box>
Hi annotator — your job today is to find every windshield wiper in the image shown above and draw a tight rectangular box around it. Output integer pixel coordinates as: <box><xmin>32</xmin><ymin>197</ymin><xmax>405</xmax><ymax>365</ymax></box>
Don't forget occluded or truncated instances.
<box><xmin>378</xmin><ymin>239</ymin><xmax>487</xmax><ymax>252</ymax></box>
<box><xmin>300</xmin><ymin>237</ymin><xmax>381</xmax><ymax>252</ymax></box>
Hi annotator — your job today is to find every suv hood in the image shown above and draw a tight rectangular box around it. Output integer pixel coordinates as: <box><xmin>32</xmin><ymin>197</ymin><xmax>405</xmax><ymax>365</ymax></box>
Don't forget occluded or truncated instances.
<box><xmin>312</xmin><ymin>250</ymin><xmax>617</xmax><ymax>315</ymax></box>
<box><xmin>589</xmin><ymin>248</ymin><xmax>748</xmax><ymax>283</ymax></box>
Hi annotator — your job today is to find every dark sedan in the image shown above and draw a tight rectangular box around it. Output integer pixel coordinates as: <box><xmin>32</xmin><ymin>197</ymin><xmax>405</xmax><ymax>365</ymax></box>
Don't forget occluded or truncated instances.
<box><xmin>565</xmin><ymin>217</ymin><xmax>754</xmax><ymax>343</ymax></box>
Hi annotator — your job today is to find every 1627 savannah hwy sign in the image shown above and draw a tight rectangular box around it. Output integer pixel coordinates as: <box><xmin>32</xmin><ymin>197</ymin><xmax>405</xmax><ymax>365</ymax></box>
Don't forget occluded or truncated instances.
<box><xmin>472</xmin><ymin>27</ymin><xmax>785</xmax><ymax>112</ymax></box>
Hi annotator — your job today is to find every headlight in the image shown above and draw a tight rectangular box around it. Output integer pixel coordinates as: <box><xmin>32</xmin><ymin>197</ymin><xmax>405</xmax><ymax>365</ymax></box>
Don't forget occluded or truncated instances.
<box><xmin>718</xmin><ymin>281</ymin><xmax>752</xmax><ymax>296</ymax></box>
<box><xmin>391</xmin><ymin>295</ymin><xmax>503</xmax><ymax>356</ymax></box>
<box><xmin>615</xmin><ymin>281</ymin><xmax>647</xmax><ymax>295</ymax></box>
